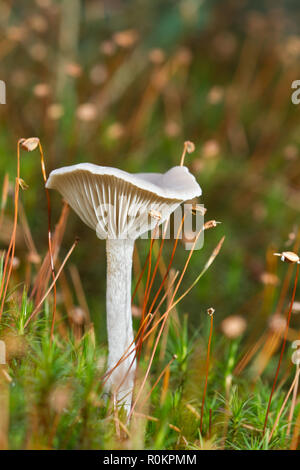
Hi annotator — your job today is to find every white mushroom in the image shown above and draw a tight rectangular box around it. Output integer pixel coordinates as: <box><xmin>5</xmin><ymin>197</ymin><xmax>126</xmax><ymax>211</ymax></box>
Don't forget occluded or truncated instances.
<box><xmin>46</xmin><ymin>163</ymin><xmax>201</xmax><ymax>412</ymax></box>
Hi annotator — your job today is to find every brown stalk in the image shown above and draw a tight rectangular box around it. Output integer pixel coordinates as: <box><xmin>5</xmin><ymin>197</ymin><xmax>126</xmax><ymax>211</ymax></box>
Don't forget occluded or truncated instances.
<box><xmin>290</xmin><ymin>408</ymin><xmax>300</xmax><ymax>450</ymax></box>
<box><xmin>263</xmin><ymin>263</ymin><xmax>300</xmax><ymax>435</ymax></box>
<box><xmin>18</xmin><ymin>201</ymin><xmax>40</xmax><ymax>262</ymax></box>
<box><xmin>105</xmin><ymin>224</ymin><xmax>223</xmax><ymax>404</ymax></box>
<box><xmin>287</xmin><ymin>363</ymin><xmax>300</xmax><ymax>436</ymax></box>
<box><xmin>158</xmin><ymin>269</ymin><xmax>177</xmax><ymax>362</ymax></box>
<box><xmin>0</xmin><ymin>140</ymin><xmax>21</xmax><ymax>319</ymax></box>
<box><xmin>138</xmin><ymin>354</ymin><xmax>177</xmax><ymax>410</ymax></box>
<box><xmin>268</xmin><ymin>366</ymin><xmax>300</xmax><ymax>442</ymax></box>
<box><xmin>69</xmin><ymin>264</ymin><xmax>91</xmax><ymax>326</ymax></box>
<box><xmin>38</xmin><ymin>141</ymin><xmax>57</xmax><ymax>341</ymax></box>
<box><xmin>31</xmin><ymin>202</ymin><xmax>69</xmax><ymax>302</ymax></box>
<box><xmin>129</xmin><ymin>234</ymin><xmax>224</xmax><ymax>355</ymax></box>
<box><xmin>128</xmin><ymin>231</ymin><xmax>224</xmax><ymax>421</ymax></box>
<box><xmin>131</xmin><ymin>250</ymin><xmax>152</xmax><ymax>304</ymax></box>
<box><xmin>160</xmin><ymin>362</ymin><xmax>170</xmax><ymax>405</ymax></box>
<box><xmin>276</xmin><ymin>230</ymin><xmax>300</xmax><ymax>315</ymax></box>
<box><xmin>101</xmin><ymin>311</ymin><xmax>157</xmax><ymax>384</ymax></box>
<box><xmin>146</xmin><ymin>215</ymin><xmax>185</xmax><ymax>317</ymax></box>
<box><xmin>136</xmin><ymin>227</ymin><xmax>157</xmax><ymax>360</ymax></box>
<box><xmin>104</xmin><ymin>217</ymin><xmax>184</xmax><ymax>387</ymax></box>
<box><xmin>234</xmin><ymin>332</ymin><xmax>267</xmax><ymax>375</ymax></box>
<box><xmin>137</xmin><ymin>221</ymin><xmax>171</xmax><ymax>360</ymax></box>
<box><xmin>24</xmin><ymin>238</ymin><xmax>79</xmax><ymax>328</ymax></box>
<box><xmin>103</xmin><ymin>273</ymin><xmax>179</xmax><ymax>389</ymax></box>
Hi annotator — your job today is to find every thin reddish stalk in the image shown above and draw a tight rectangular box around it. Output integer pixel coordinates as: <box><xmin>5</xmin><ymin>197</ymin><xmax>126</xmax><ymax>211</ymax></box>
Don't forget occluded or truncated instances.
<box><xmin>138</xmin><ymin>354</ymin><xmax>177</xmax><ymax>408</ymax></box>
<box><xmin>134</xmin><ymin>216</ymin><xmax>185</xmax><ymax>364</ymax></box>
<box><xmin>38</xmin><ymin>141</ymin><xmax>57</xmax><ymax>341</ymax></box>
<box><xmin>268</xmin><ymin>366</ymin><xmax>300</xmax><ymax>442</ymax></box>
<box><xmin>140</xmin><ymin>235</ymin><xmax>224</xmax><ymax>345</ymax></box>
<box><xmin>146</xmin><ymin>216</ymin><xmax>185</xmax><ymax>316</ymax></box>
<box><xmin>0</xmin><ymin>141</ymin><xmax>21</xmax><ymax>319</ymax></box>
<box><xmin>105</xmin><ymin>224</ymin><xmax>222</xmax><ymax>405</ymax></box>
<box><xmin>128</xmin><ymin>228</ymin><xmax>207</xmax><ymax>421</ymax></box>
<box><xmin>102</xmin><ymin>273</ymin><xmax>179</xmax><ymax>386</ymax></box>
<box><xmin>287</xmin><ymin>363</ymin><xmax>300</xmax><ymax>436</ymax></box>
<box><xmin>121</xmin><ymin>233</ymin><xmax>223</xmax><ymax>368</ymax></box>
<box><xmin>131</xmin><ymin>251</ymin><xmax>151</xmax><ymax>304</ymax></box>
<box><xmin>24</xmin><ymin>238</ymin><xmax>78</xmax><ymax>328</ymax></box>
<box><xmin>30</xmin><ymin>202</ymin><xmax>69</xmax><ymax>302</ymax></box>
<box><xmin>136</xmin><ymin>230</ymin><xmax>156</xmax><ymax>360</ymax></box>
<box><xmin>263</xmin><ymin>263</ymin><xmax>299</xmax><ymax>435</ymax></box>
<box><xmin>137</xmin><ymin>222</ymin><xmax>169</xmax><ymax>359</ymax></box>
<box><xmin>108</xmin><ymin>219</ymin><xmax>183</xmax><ymax>385</ymax></box>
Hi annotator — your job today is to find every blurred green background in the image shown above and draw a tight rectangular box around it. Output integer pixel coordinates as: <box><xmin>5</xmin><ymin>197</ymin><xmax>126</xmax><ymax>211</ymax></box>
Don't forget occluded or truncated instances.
<box><xmin>0</xmin><ymin>0</ymin><xmax>299</xmax><ymax>341</ymax></box>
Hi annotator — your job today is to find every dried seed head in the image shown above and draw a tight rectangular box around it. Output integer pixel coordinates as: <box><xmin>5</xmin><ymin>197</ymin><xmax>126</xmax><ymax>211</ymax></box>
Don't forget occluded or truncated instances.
<box><xmin>260</xmin><ymin>272</ymin><xmax>280</xmax><ymax>286</ymax></box>
<box><xmin>207</xmin><ymin>86</ymin><xmax>224</xmax><ymax>105</ymax></box>
<box><xmin>132</xmin><ymin>304</ymin><xmax>142</xmax><ymax>318</ymax></box>
<box><xmin>7</xmin><ymin>25</ymin><xmax>27</xmax><ymax>42</ymax></box>
<box><xmin>175</xmin><ymin>47</ymin><xmax>193</xmax><ymax>66</ymax></box>
<box><xmin>204</xmin><ymin>220</ymin><xmax>221</xmax><ymax>230</ymax></box>
<box><xmin>20</xmin><ymin>137</ymin><xmax>40</xmax><ymax>152</ymax></box>
<box><xmin>148</xmin><ymin>48</ymin><xmax>165</xmax><ymax>64</ymax></box>
<box><xmin>100</xmin><ymin>40</ymin><xmax>116</xmax><ymax>56</ymax></box>
<box><xmin>106</xmin><ymin>122</ymin><xmax>124</xmax><ymax>140</ymax></box>
<box><xmin>274</xmin><ymin>251</ymin><xmax>300</xmax><ymax>264</ymax></box>
<box><xmin>169</xmin><ymin>423</ymin><xmax>181</xmax><ymax>433</ymax></box>
<box><xmin>185</xmin><ymin>403</ymin><xmax>200</xmax><ymax>419</ymax></box>
<box><xmin>76</xmin><ymin>103</ymin><xmax>97</xmax><ymax>122</ymax></box>
<box><xmin>29</xmin><ymin>42</ymin><xmax>47</xmax><ymax>62</ymax></box>
<box><xmin>70</xmin><ymin>306</ymin><xmax>85</xmax><ymax>325</ymax></box>
<box><xmin>49</xmin><ymin>385</ymin><xmax>71</xmax><ymax>414</ymax></box>
<box><xmin>148</xmin><ymin>209</ymin><xmax>162</xmax><ymax>221</ymax></box>
<box><xmin>221</xmin><ymin>315</ymin><xmax>247</xmax><ymax>339</ymax></box>
<box><xmin>47</xmin><ymin>103</ymin><xmax>64</xmax><ymax>120</ymax></box>
<box><xmin>182</xmin><ymin>230</ymin><xmax>197</xmax><ymax>244</ymax></box>
<box><xmin>207</xmin><ymin>307</ymin><xmax>215</xmax><ymax>316</ymax></box>
<box><xmin>33</xmin><ymin>83</ymin><xmax>50</xmax><ymax>98</ymax></box>
<box><xmin>17</xmin><ymin>178</ymin><xmax>29</xmax><ymax>190</ymax></box>
<box><xmin>180</xmin><ymin>140</ymin><xmax>196</xmax><ymax>166</ymax></box>
<box><xmin>190</xmin><ymin>203</ymin><xmax>207</xmax><ymax>216</ymax></box>
<box><xmin>165</xmin><ymin>121</ymin><xmax>180</xmax><ymax>137</ymax></box>
<box><xmin>89</xmin><ymin>64</ymin><xmax>108</xmax><ymax>85</ymax></box>
<box><xmin>203</xmin><ymin>139</ymin><xmax>220</xmax><ymax>159</ymax></box>
<box><xmin>65</xmin><ymin>62</ymin><xmax>82</xmax><ymax>78</ymax></box>
<box><xmin>113</xmin><ymin>29</ymin><xmax>139</xmax><ymax>48</ymax></box>
<box><xmin>29</xmin><ymin>15</ymin><xmax>48</xmax><ymax>33</ymax></box>
<box><xmin>185</xmin><ymin>140</ymin><xmax>195</xmax><ymax>154</ymax></box>
<box><xmin>283</xmin><ymin>145</ymin><xmax>298</xmax><ymax>161</ymax></box>
<box><xmin>12</xmin><ymin>256</ymin><xmax>20</xmax><ymax>270</ymax></box>
<box><xmin>292</xmin><ymin>301</ymin><xmax>300</xmax><ymax>314</ymax></box>
<box><xmin>269</xmin><ymin>313</ymin><xmax>287</xmax><ymax>333</ymax></box>
<box><xmin>27</xmin><ymin>252</ymin><xmax>41</xmax><ymax>264</ymax></box>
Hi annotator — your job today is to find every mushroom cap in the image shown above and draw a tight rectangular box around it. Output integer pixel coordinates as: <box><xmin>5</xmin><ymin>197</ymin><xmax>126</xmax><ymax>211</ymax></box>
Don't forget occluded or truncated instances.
<box><xmin>46</xmin><ymin>163</ymin><xmax>202</xmax><ymax>240</ymax></box>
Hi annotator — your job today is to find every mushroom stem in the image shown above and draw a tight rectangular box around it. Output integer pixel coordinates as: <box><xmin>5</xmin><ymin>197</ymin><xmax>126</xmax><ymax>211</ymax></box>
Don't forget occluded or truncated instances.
<box><xmin>105</xmin><ymin>238</ymin><xmax>136</xmax><ymax>412</ymax></box>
